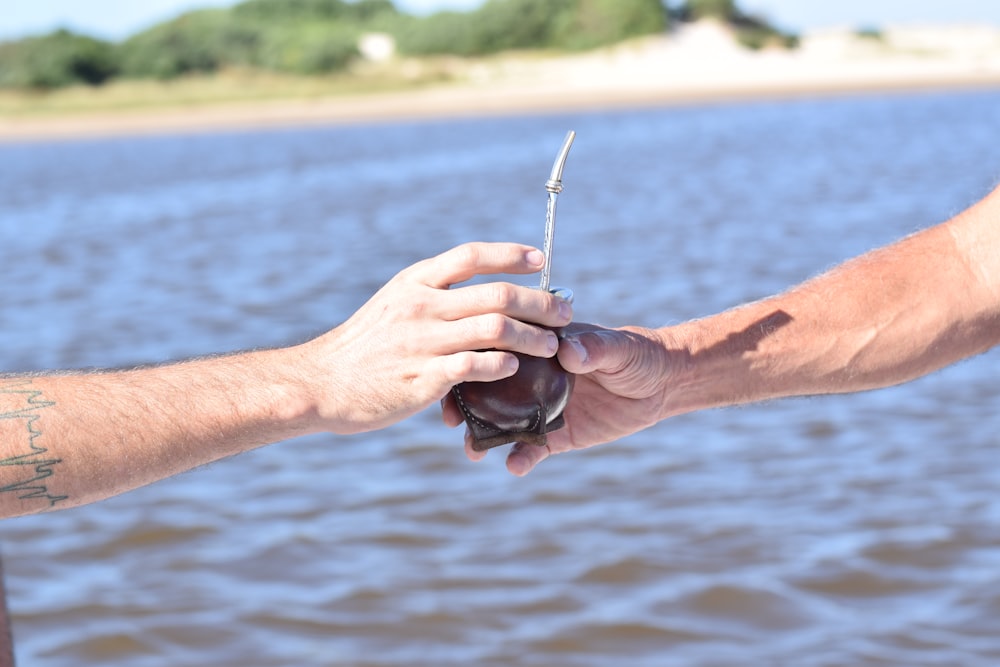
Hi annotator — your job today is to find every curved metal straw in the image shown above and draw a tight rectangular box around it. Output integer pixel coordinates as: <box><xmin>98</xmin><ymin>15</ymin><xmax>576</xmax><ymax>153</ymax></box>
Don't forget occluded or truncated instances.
<box><xmin>540</xmin><ymin>130</ymin><xmax>576</xmax><ymax>292</ymax></box>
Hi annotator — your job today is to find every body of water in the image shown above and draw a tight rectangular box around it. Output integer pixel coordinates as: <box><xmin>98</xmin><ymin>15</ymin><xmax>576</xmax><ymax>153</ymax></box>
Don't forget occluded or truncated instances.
<box><xmin>1</xmin><ymin>88</ymin><xmax>1000</xmax><ymax>666</ymax></box>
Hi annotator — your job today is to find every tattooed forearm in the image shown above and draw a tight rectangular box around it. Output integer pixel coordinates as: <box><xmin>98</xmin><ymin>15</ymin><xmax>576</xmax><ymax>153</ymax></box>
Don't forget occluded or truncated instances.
<box><xmin>0</xmin><ymin>379</ymin><xmax>67</xmax><ymax>509</ymax></box>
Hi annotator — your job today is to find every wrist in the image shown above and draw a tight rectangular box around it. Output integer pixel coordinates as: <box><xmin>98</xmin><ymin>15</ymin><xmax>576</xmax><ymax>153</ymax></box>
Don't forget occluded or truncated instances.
<box><xmin>602</xmin><ymin>325</ymin><xmax>703</xmax><ymax>423</ymax></box>
<box><xmin>248</xmin><ymin>346</ymin><xmax>329</xmax><ymax>437</ymax></box>
<box><xmin>653</xmin><ymin>319</ymin><xmax>750</xmax><ymax>420</ymax></box>
<box><xmin>651</xmin><ymin>324</ymin><xmax>701</xmax><ymax>420</ymax></box>
<box><xmin>282</xmin><ymin>333</ymin><xmax>379</xmax><ymax>436</ymax></box>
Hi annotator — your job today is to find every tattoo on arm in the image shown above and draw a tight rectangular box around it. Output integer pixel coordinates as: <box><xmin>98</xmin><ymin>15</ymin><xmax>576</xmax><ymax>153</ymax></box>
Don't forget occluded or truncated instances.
<box><xmin>0</xmin><ymin>379</ymin><xmax>68</xmax><ymax>509</ymax></box>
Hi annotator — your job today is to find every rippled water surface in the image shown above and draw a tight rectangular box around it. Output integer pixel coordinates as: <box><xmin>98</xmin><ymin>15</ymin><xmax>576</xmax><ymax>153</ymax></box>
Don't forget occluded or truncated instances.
<box><xmin>2</xmin><ymin>89</ymin><xmax>1000</xmax><ymax>666</ymax></box>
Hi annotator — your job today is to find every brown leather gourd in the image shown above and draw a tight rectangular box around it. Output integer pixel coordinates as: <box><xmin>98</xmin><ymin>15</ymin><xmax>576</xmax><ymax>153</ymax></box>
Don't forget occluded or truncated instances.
<box><xmin>451</xmin><ymin>132</ymin><xmax>577</xmax><ymax>452</ymax></box>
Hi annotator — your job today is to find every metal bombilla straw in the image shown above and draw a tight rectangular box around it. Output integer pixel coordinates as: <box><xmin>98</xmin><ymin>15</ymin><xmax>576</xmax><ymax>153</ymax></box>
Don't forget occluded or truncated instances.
<box><xmin>447</xmin><ymin>130</ymin><xmax>579</xmax><ymax>452</ymax></box>
<box><xmin>540</xmin><ymin>130</ymin><xmax>576</xmax><ymax>294</ymax></box>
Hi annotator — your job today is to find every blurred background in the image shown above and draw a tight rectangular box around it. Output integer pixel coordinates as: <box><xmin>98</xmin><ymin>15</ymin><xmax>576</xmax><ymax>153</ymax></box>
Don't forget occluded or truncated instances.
<box><xmin>2</xmin><ymin>0</ymin><xmax>1000</xmax><ymax>133</ymax></box>
<box><xmin>2</xmin><ymin>1</ymin><xmax>1000</xmax><ymax>666</ymax></box>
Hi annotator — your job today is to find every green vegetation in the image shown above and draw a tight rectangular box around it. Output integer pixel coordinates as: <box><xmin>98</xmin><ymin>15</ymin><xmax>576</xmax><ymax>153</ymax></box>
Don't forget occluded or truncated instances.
<box><xmin>117</xmin><ymin>7</ymin><xmax>364</xmax><ymax>79</ymax></box>
<box><xmin>681</xmin><ymin>0</ymin><xmax>737</xmax><ymax>21</ymax></box>
<box><xmin>0</xmin><ymin>0</ymin><xmax>796</xmax><ymax>91</ymax></box>
<box><xmin>671</xmin><ymin>0</ymin><xmax>798</xmax><ymax>50</ymax></box>
<box><xmin>118</xmin><ymin>0</ymin><xmax>397</xmax><ymax>79</ymax></box>
<box><xmin>1</xmin><ymin>0</ymin><xmax>397</xmax><ymax>88</ymax></box>
<box><xmin>393</xmin><ymin>0</ymin><xmax>668</xmax><ymax>55</ymax></box>
<box><xmin>0</xmin><ymin>29</ymin><xmax>118</xmax><ymax>88</ymax></box>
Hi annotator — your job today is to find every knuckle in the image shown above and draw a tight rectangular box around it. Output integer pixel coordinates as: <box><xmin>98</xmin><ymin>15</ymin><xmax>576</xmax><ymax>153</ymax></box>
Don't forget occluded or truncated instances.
<box><xmin>448</xmin><ymin>353</ymin><xmax>477</xmax><ymax>378</ymax></box>
<box><xmin>399</xmin><ymin>296</ymin><xmax>428</xmax><ymax>319</ymax></box>
<box><xmin>483</xmin><ymin>282</ymin><xmax>516</xmax><ymax>309</ymax></box>
<box><xmin>477</xmin><ymin>313</ymin><xmax>510</xmax><ymax>341</ymax></box>
<box><xmin>536</xmin><ymin>295</ymin><xmax>557</xmax><ymax>320</ymax></box>
<box><xmin>518</xmin><ymin>326</ymin><xmax>540</xmax><ymax>350</ymax></box>
<box><xmin>451</xmin><ymin>243</ymin><xmax>481</xmax><ymax>268</ymax></box>
<box><xmin>396</xmin><ymin>258</ymin><xmax>425</xmax><ymax>280</ymax></box>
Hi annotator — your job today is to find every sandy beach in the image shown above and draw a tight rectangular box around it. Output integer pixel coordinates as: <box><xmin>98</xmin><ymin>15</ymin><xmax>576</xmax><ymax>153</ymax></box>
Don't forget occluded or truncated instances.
<box><xmin>2</xmin><ymin>20</ymin><xmax>999</xmax><ymax>143</ymax></box>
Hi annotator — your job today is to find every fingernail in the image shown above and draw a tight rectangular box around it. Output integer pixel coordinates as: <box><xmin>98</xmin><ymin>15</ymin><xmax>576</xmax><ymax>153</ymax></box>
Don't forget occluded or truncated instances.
<box><xmin>566</xmin><ymin>335</ymin><xmax>588</xmax><ymax>365</ymax></box>
<box><xmin>557</xmin><ymin>299</ymin><xmax>572</xmax><ymax>323</ymax></box>
<box><xmin>504</xmin><ymin>354</ymin><xmax>520</xmax><ymax>374</ymax></box>
<box><xmin>546</xmin><ymin>332</ymin><xmax>559</xmax><ymax>355</ymax></box>
<box><xmin>525</xmin><ymin>249</ymin><xmax>544</xmax><ymax>267</ymax></box>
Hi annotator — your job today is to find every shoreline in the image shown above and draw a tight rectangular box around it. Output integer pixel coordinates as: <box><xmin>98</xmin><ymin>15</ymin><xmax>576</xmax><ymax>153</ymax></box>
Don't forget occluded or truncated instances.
<box><xmin>4</xmin><ymin>74</ymin><xmax>998</xmax><ymax>145</ymax></box>
<box><xmin>3</xmin><ymin>24</ymin><xmax>1000</xmax><ymax>144</ymax></box>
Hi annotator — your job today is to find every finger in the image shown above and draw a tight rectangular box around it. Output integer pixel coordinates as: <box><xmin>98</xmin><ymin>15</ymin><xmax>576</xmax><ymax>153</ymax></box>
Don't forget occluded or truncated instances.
<box><xmin>559</xmin><ymin>321</ymin><xmax>604</xmax><ymax>337</ymax></box>
<box><xmin>442</xmin><ymin>282</ymin><xmax>572</xmax><ymax>329</ymax></box>
<box><xmin>440</xmin><ymin>394</ymin><xmax>489</xmax><ymax>461</ymax></box>
<box><xmin>433</xmin><ymin>349</ymin><xmax>520</xmax><ymax>387</ymax></box>
<box><xmin>464</xmin><ymin>430</ymin><xmax>489</xmax><ymax>462</ymax></box>
<box><xmin>454</xmin><ymin>313</ymin><xmax>560</xmax><ymax>359</ymax></box>
<box><xmin>557</xmin><ymin>335</ymin><xmax>590</xmax><ymax>373</ymax></box>
<box><xmin>440</xmin><ymin>393</ymin><xmax>464</xmax><ymax>427</ymax></box>
<box><xmin>410</xmin><ymin>243</ymin><xmax>545</xmax><ymax>289</ymax></box>
<box><xmin>506</xmin><ymin>441</ymin><xmax>550</xmax><ymax>476</ymax></box>
<box><xmin>557</xmin><ymin>327</ymin><xmax>627</xmax><ymax>374</ymax></box>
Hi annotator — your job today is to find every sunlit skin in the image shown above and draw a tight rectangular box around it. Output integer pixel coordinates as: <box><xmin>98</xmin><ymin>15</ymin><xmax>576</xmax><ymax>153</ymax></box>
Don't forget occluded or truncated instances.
<box><xmin>0</xmin><ymin>242</ymin><xmax>572</xmax><ymax>519</ymax></box>
<box><xmin>446</xmin><ymin>183</ymin><xmax>1000</xmax><ymax>476</ymax></box>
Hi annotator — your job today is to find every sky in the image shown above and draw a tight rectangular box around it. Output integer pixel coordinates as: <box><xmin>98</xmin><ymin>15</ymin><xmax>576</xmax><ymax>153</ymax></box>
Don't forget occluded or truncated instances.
<box><xmin>2</xmin><ymin>0</ymin><xmax>999</xmax><ymax>41</ymax></box>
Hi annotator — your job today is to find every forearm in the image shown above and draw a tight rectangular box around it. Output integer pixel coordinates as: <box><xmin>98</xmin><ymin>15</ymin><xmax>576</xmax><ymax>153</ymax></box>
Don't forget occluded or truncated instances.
<box><xmin>0</xmin><ymin>242</ymin><xmax>570</xmax><ymax>509</ymax></box>
<box><xmin>502</xmin><ymin>189</ymin><xmax>1000</xmax><ymax>475</ymax></box>
<box><xmin>664</xmin><ymin>186</ymin><xmax>1000</xmax><ymax>416</ymax></box>
<box><xmin>0</xmin><ymin>348</ymin><xmax>317</xmax><ymax>518</ymax></box>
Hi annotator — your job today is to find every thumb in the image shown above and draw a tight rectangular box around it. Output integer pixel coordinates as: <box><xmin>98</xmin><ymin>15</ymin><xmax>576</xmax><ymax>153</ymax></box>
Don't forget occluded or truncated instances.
<box><xmin>558</xmin><ymin>328</ymin><xmax>631</xmax><ymax>374</ymax></box>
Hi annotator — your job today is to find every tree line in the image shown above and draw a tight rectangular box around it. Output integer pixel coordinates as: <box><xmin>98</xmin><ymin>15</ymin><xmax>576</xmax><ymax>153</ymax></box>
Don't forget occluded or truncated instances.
<box><xmin>0</xmin><ymin>0</ymin><xmax>796</xmax><ymax>90</ymax></box>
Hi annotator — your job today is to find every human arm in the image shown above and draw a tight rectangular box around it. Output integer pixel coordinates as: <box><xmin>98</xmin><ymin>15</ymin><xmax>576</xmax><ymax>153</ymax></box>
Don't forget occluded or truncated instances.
<box><xmin>0</xmin><ymin>242</ymin><xmax>572</xmax><ymax>517</ymax></box>
<box><xmin>453</xmin><ymin>184</ymin><xmax>1000</xmax><ymax>475</ymax></box>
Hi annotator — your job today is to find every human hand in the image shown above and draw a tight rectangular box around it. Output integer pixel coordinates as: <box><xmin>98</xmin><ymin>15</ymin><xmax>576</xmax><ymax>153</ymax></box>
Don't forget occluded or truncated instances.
<box><xmin>444</xmin><ymin>323</ymin><xmax>678</xmax><ymax>475</ymax></box>
<box><xmin>299</xmin><ymin>243</ymin><xmax>572</xmax><ymax>434</ymax></box>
